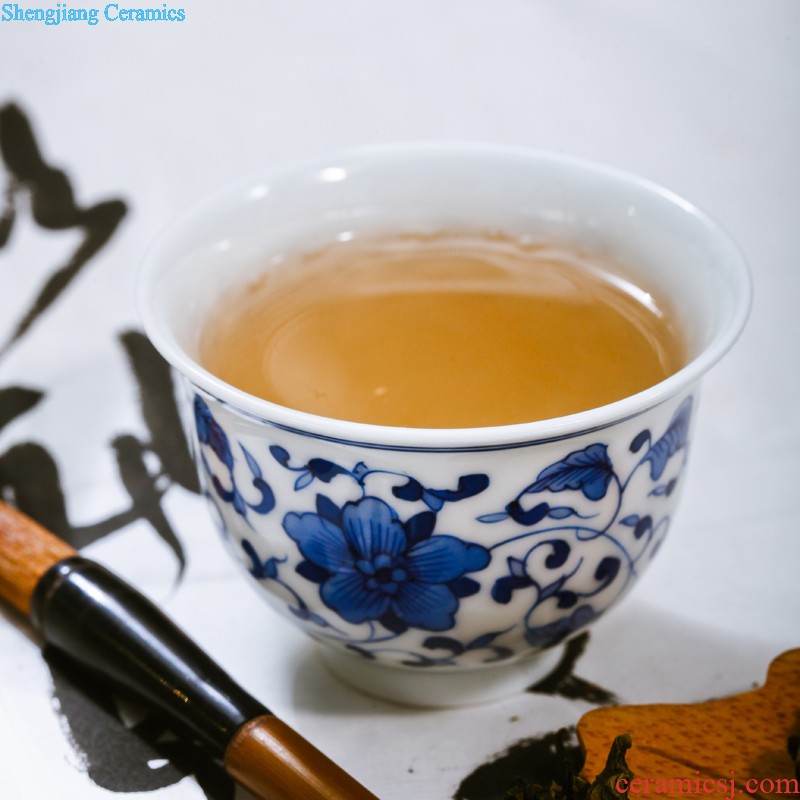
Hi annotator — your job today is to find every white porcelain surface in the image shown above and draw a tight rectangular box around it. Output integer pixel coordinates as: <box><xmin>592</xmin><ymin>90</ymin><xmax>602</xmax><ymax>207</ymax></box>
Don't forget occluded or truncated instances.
<box><xmin>319</xmin><ymin>643</ymin><xmax>566</xmax><ymax>708</ymax></box>
<box><xmin>139</xmin><ymin>145</ymin><xmax>749</xmax><ymax>705</ymax></box>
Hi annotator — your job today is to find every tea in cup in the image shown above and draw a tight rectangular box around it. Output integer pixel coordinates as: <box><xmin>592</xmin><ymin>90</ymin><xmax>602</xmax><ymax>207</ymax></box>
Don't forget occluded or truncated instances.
<box><xmin>199</xmin><ymin>232</ymin><xmax>686</xmax><ymax>428</ymax></box>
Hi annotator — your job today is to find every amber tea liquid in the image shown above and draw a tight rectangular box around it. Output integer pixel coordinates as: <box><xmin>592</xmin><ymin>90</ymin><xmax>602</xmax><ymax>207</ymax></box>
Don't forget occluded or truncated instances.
<box><xmin>200</xmin><ymin>235</ymin><xmax>685</xmax><ymax>428</ymax></box>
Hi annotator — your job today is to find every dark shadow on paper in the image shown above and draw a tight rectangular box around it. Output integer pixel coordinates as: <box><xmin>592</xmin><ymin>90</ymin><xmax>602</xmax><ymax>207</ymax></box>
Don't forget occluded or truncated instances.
<box><xmin>46</xmin><ymin>647</ymin><xmax>234</xmax><ymax>799</ymax></box>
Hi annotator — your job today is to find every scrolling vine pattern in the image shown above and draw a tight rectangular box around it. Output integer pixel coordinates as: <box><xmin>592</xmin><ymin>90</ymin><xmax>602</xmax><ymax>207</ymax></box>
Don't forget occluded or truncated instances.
<box><xmin>479</xmin><ymin>396</ymin><xmax>692</xmax><ymax>648</ymax></box>
<box><xmin>194</xmin><ymin>394</ymin><xmax>692</xmax><ymax>667</ymax></box>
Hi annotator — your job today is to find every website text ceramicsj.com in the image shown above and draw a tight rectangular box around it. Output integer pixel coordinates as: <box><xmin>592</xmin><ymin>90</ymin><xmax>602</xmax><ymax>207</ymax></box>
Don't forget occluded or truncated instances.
<box><xmin>0</xmin><ymin>3</ymin><xmax>186</xmax><ymax>25</ymax></box>
<box><xmin>616</xmin><ymin>773</ymin><xmax>800</xmax><ymax>800</ymax></box>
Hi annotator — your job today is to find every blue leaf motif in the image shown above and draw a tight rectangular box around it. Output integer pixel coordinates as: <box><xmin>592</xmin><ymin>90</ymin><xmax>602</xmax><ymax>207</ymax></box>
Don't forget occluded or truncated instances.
<box><xmin>247</xmin><ymin>478</ymin><xmax>275</xmax><ymax>515</ymax></box>
<box><xmin>294</xmin><ymin>470</ymin><xmax>314</xmax><ymax>491</ymax></box>
<box><xmin>240</xmin><ymin>444</ymin><xmax>263</xmax><ymax>480</ymax></box>
<box><xmin>422</xmin><ymin>636</ymin><xmax>463</xmax><ymax>655</ymax></box>
<box><xmin>211</xmin><ymin>475</ymin><xmax>233</xmax><ymax>503</ymax></box>
<box><xmin>630</xmin><ymin>429</ymin><xmax>651</xmax><ymax>453</ymax></box>
<box><xmin>241</xmin><ymin>538</ymin><xmax>264</xmax><ymax>578</ymax></box>
<box><xmin>352</xmin><ymin>461</ymin><xmax>369</xmax><ymax>481</ymax></box>
<box><xmin>308</xmin><ymin>458</ymin><xmax>348</xmax><ymax>483</ymax></box>
<box><xmin>483</xmin><ymin>647</ymin><xmax>515</xmax><ymax>663</ymax></box>
<box><xmin>297</xmin><ymin>560</ymin><xmax>328</xmax><ymax>584</ymax></box>
<box><xmin>477</xmin><ymin>512</ymin><xmax>510</xmax><ymax>524</ymax></box>
<box><xmin>392</xmin><ymin>477</ymin><xmax>423</xmax><ymax>502</ymax></box>
<box><xmin>491</xmin><ymin>557</ymin><xmax>534</xmax><ymax>604</ymax></box>
<box><xmin>556</xmin><ymin>590</ymin><xmax>578</xmax><ymax>609</ymax></box>
<box><xmin>491</xmin><ymin>574</ymin><xmax>533</xmax><ymax>604</ymax></box>
<box><xmin>594</xmin><ymin>556</ymin><xmax>621</xmax><ymax>587</ymax></box>
<box><xmin>450</xmin><ymin>577</ymin><xmax>481</xmax><ymax>598</ymax></box>
<box><xmin>262</xmin><ymin>557</ymin><xmax>280</xmax><ymax>580</ymax></box>
<box><xmin>404</xmin><ymin>511</ymin><xmax>436</xmax><ymax>545</ymax></box>
<box><xmin>346</xmin><ymin>643</ymin><xmax>377</xmax><ymax>660</ymax></box>
<box><xmin>467</xmin><ymin>631</ymin><xmax>504</xmax><ymax>650</ymax></box>
<box><xmin>426</xmin><ymin>474</ymin><xmax>490</xmax><ymax>502</ymax></box>
<box><xmin>537</xmin><ymin>575</ymin><xmax>567</xmax><ymax>603</ymax></box>
<box><xmin>231</xmin><ymin>488</ymin><xmax>248</xmax><ymax>519</ymax></box>
<box><xmin>642</xmin><ymin>396</ymin><xmax>693</xmax><ymax>480</ymax></box>
<box><xmin>547</xmin><ymin>506</ymin><xmax>576</xmax><ymax>520</ymax></box>
<box><xmin>543</xmin><ymin>540</ymin><xmax>571</xmax><ymax>569</ymax></box>
<box><xmin>506</xmin><ymin>501</ymin><xmax>550</xmax><ymax>526</ymax></box>
<box><xmin>508</xmin><ymin>557</ymin><xmax>527</xmax><ymax>577</ymax></box>
<box><xmin>379</xmin><ymin>611</ymin><xmax>409</xmax><ymax>635</ymax></box>
<box><xmin>650</xmin><ymin>478</ymin><xmax>678</xmax><ymax>497</ymax></box>
<box><xmin>421</xmin><ymin>490</ymin><xmax>445</xmax><ymax>512</ymax></box>
<box><xmin>524</xmin><ymin>443</ymin><xmax>614</xmax><ymax>501</ymax></box>
<box><xmin>289</xmin><ymin>605</ymin><xmax>310</xmax><ymax>621</ymax></box>
<box><xmin>269</xmin><ymin>445</ymin><xmax>291</xmax><ymax>467</ymax></box>
<box><xmin>315</xmin><ymin>494</ymin><xmax>341</xmax><ymax>525</ymax></box>
<box><xmin>633</xmin><ymin>515</ymin><xmax>652</xmax><ymax>539</ymax></box>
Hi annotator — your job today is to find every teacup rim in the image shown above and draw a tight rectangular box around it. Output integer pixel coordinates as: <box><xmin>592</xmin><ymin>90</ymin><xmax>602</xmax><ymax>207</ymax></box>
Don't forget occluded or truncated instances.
<box><xmin>138</xmin><ymin>141</ymin><xmax>752</xmax><ymax>449</ymax></box>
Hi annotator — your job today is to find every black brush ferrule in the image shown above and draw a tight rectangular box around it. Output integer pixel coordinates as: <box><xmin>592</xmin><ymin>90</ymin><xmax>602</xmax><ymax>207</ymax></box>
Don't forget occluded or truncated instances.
<box><xmin>30</xmin><ymin>556</ymin><xmax>268</xmax><ymax>756</ymax></box>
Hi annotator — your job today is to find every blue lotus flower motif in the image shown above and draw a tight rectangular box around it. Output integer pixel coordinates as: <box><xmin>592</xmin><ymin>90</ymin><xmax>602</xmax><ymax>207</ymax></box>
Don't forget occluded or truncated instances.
<box><xmin>283</xmin><ymin>496</ymin><xmax>491</xmax><ymax>632</ymax></box>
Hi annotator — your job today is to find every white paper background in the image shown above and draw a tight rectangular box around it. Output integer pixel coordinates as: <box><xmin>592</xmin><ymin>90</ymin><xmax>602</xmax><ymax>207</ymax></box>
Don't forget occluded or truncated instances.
<box><xmin>1</xmin><ymin>2</ymin><xmax>798</xmax><ymax>798</ymax></box>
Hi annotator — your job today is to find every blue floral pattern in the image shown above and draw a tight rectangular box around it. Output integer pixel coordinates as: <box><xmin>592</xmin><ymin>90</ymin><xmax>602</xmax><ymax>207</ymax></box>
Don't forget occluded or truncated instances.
<box><xmin>192</xmin><ymin>391</ymin><xmax>694</xmax><ymax>668</ymax></box>
<box><xmin>478</xmin><ymin>396</ymin><xmax>694</xmax><ymax>648</ymax></box>
<box><xmin>284</xmin><ymin>495</ymin><xmax>490</xmax><ymax>632</ymax></box>
<box><xmin>194</xmin><ymin>396</ymin><xmax>275</xmax><ymax>523</ymax></box>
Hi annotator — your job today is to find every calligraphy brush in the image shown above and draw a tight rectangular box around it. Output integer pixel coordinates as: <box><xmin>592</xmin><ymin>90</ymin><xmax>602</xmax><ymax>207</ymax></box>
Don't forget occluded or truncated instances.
<box><xmin>0</xmin><ymin>502</ymin><xmax>379</xmax><ymax>800</ymax></box>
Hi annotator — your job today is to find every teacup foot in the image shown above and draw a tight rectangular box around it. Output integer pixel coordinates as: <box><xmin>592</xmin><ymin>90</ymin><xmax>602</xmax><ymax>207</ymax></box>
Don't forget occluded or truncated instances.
<box><xmin>318</xmin><ymin>645</ymin><xmax>565</xmax><ymax>708</ymax></box>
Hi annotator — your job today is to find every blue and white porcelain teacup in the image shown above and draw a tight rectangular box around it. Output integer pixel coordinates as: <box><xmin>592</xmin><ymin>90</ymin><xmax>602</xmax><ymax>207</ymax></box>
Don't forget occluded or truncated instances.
<box><xmin>138</xmin><ymin>144</ymin><xmax>750</xmax><ymax>706</ymax></box>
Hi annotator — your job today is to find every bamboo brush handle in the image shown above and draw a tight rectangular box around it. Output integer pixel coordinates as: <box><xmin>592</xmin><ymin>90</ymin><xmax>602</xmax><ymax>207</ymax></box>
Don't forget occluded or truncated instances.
<box><xmin>225</xmin><ymin>715</ymin><xmax>378</xmax><ymax>800</ymax></box>
<box><xmin>0</xmin><ymin>502</ymin><xmax>74</xmax><ymax>615</ymax></box>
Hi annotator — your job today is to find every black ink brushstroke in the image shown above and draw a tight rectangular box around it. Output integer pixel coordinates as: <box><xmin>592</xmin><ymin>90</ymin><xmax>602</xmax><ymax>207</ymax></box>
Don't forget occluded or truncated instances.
<box><xmin>0</xmin><ymin>386</ymin><xmax>43</xmax><ymax>434</ymax></box>
<box><xmin>0</xmin><ymin>102</ymin><xmax>128</xmax><ymax>356</ymax></box>
<box><xmin>112</xmin><ymin>433</ymin><xmax>187</xmax><ymax>578</ymax></box>
<box><xmin>0</xmin><ymin>176</ymin><xmax>14</xmax><ymax>247</ymax></box>
<box><xmin>46</xmin><ymin>647</ymin><xmax>234</xmax><ymax>799</ymax></box>
<box><xmin>0</xmin><ymin>332</ymin><xmax>197</xmax><ymax>573</ymax></box>
<box><xmin>454</xmin><ymin>727</ymin><xmax>583</xmax><ymax>800</ymax></box>
<box><xmin>0</xmin><ymin>409</ymin><xmax>189</xmax><ymax>576</ymax></box>
<box><xmin>527</xmin><ymin>633</ymin><xmax>619</xmax><ymax>706</ymax></box>
<box><xmin>0</xmin><ymin>437</ymin><xmax>159</xmax><ymax>550</ymax></box>
<box><xmin>119</xmin><ymin>331</ymin><xmax>199</xmax><ymax>495</ymax></box>
<box><xmin>0</xmin><ymin>441</ymin><xmax>80</xmax><ymax>532</ymax></box>
<box><xmin>0</xmin><ymin>101</ymin><xmax>216</xmax><ymax>796</ymax></box>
